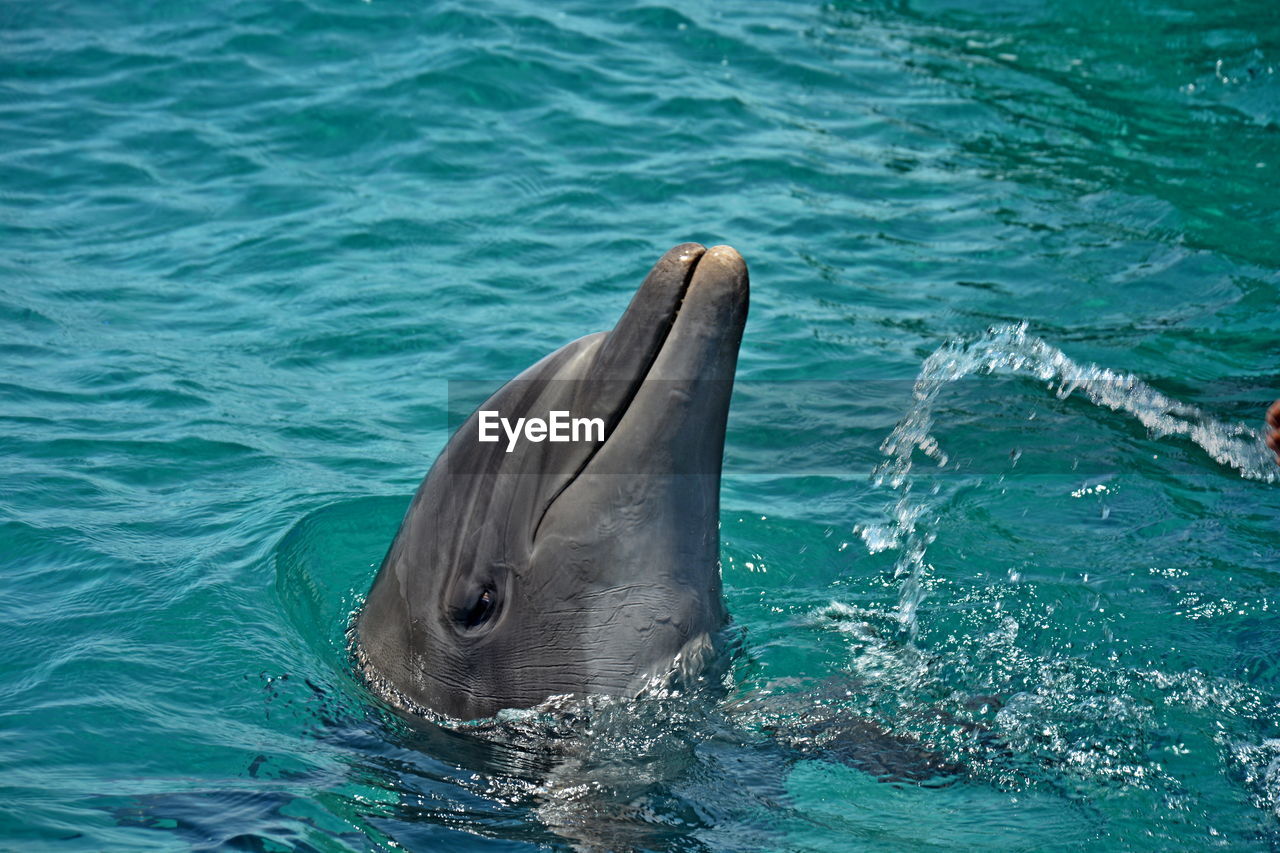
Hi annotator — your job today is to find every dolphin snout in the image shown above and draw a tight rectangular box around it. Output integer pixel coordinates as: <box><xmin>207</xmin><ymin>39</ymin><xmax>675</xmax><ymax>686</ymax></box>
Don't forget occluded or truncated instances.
<box><xmin>658</xmin><ymin>244</ymin><xmax>749</xmax><ymax>381</ymax></box>
<box><xmin>688</xmin><ymin>244</ymin><xmax>749</xmax><ymax>309</ymax></box>
<box><xmin>704</xmin><ymin>244</ymin><xmax>745</xmax><ymax>272</ymax></box>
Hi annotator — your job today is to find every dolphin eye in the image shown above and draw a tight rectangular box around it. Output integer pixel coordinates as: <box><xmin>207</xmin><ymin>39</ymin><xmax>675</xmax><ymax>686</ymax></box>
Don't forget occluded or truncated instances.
<box><xmin>463</xmin><ymin>588</ymin><xmax>496</xmax><ymax>629</ymax></box>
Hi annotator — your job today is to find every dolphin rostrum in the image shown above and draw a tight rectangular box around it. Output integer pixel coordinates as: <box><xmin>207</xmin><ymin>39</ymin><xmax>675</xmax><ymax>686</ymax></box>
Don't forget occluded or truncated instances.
<box><xmin>357</xmin><ymin>244</ymin><xmax>749</xmax><ymax>721</ymax></box>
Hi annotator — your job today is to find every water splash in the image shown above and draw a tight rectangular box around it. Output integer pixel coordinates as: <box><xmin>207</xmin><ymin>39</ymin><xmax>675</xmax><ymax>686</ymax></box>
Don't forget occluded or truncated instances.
<box><xmin>865</xmin><ymin>323</ymin><xmax>1277</xmax><ymax>637</ymax></box>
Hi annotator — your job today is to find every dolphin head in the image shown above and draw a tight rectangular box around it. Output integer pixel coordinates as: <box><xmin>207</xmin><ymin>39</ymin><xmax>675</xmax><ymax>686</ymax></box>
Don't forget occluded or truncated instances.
<box><xmin>356</xmin><ymin>244</ymin><xmax>749</xmax><ymax>720</ymax></box>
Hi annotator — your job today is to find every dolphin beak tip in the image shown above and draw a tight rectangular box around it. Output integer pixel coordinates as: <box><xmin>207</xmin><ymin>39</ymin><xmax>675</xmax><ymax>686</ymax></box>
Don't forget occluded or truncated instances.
<box><xmin>706</xmin><ymin>244</ymin><xmax>742</xmax><ymax>261</ymax></box>
<box><xmin>702</xmin><ymin>245</ymin><xmax>748</xmax><ymax>281</ymax></box>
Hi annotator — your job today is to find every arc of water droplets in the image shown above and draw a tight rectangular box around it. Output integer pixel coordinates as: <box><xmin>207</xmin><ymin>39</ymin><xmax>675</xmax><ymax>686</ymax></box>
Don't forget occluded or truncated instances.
<box><xmin>864</xmin><ymin>322</ymin><xmax>1277</xmax><ymax>639</ymax></box>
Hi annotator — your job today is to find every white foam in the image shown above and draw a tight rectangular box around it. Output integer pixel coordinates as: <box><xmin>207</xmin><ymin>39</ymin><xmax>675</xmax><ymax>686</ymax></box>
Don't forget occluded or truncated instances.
<box><xmin>871</xmin><ymin>322</ymin><xmax>1277</xmax><ymax>636</ymax></box>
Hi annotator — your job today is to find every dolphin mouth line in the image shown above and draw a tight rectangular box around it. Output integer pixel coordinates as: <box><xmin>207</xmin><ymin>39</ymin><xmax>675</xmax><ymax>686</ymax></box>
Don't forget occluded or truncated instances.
<box><xmin>529</xmin><ymin>249</ymin><xmax>705</xmax><ymax>545</ymax></box>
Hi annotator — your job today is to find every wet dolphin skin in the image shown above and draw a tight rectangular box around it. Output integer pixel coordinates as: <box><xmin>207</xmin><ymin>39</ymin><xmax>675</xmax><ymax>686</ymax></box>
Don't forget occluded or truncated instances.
<box><xmin>357</xmin><ymin>244</ymin><xmax>749</xmax><ymax>721</ymax></box>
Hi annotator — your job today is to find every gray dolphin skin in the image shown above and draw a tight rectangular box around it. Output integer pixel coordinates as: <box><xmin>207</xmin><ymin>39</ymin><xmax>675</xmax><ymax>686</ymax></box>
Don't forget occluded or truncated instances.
<box><xmin>356</xmin><ymin>244</ymin><xmax>749</xmax><ymax>721</ymax></box>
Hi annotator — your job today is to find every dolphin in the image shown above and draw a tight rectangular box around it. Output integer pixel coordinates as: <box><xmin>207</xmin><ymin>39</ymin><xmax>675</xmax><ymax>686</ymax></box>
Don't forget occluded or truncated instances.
<box><xmin>356</xmin><ymin>243</ymin><xmax>749</xmax><ymax>721</ymax></box>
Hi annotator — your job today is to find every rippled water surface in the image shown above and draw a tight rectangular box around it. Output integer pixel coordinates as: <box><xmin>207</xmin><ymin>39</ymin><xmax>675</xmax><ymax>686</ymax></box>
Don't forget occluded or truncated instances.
<box><xmin>3</xmin><ymin>0</ymin><xmax>1279</xmax><ymax>849</ymax></box>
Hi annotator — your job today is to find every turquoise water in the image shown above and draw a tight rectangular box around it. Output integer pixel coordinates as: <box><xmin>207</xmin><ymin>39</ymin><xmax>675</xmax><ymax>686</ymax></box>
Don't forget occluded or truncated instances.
<box><xmin>3</xmin><ymin>0</ymin><xmax>1280</xmax><ymax>848</ymax></box>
